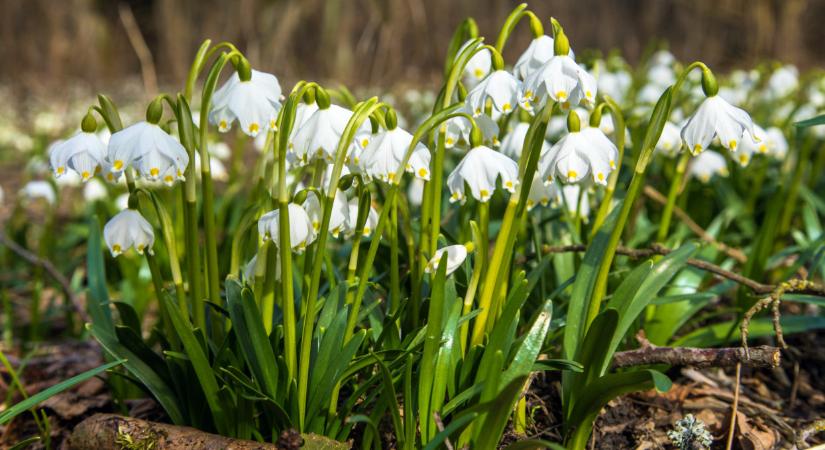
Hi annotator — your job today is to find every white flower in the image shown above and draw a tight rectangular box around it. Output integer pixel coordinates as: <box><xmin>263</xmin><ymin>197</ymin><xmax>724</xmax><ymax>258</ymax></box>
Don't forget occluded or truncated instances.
<box><xmin>83</xmin><ymin>178</ymin><xmax>108</xmax><ymax>202</ymax></box>
<box><xmin>655</xmin><ymin>121</ymin><xmax>683</xmax><ymax>157</ymax></box>
<box><xmin>466</xmin><ymin>70</ymin><xmax>521</xmax><ymax>117</ymax></box>
<box><xmin>514</xmin><ymin>35</ymin><xmax>568</xmax><ymax>80</ymax></box>
<box><xmin>345</xmin><ymin>198</ymin><xmax>379</xmax><ymax>237</ymax></box>
<box><xmin>764</xmin><ymin>127</ymin><xmax>788</xmax><ymax>159</ymax></box>
<box><xmin>688</xmin><ymin>150</ymin><xmax>729</xmax><ymax>183</ymax></box>
<box><xmin>425</xmin><ymin>244</ymin><xmax>472</xmax><ymax>276</ymax></box>
<box><xmin>540</xmin><ymin>126</ymin><xmax>617</xmax><ymax>185</ymax></box>
<box><xmin>735</xmin><ymin>126</ymin><xmax>769</xmax><ymax>167</ymax></box>
<box><xmin>680</xmin><ymin>95</ymin><xmax>755</xmax><ymax>155</ymax></box>
<box><xmin>103</xmin><ymin>209</ymin><xmax>155</xmax><ymax>257</ymax></box>
<box><xmin>210</xmin><ymin>141</ymin><xmax>232</xmax><ymax>160</ymax></box>
<box><xmin>407</xmin><ymin>178</ymin><xmax>425</xmax><ymax>207</ymax></box>
<box><xmin>258</xmin><ymin>203</ymin><xmax>316</xmax><ymax>253</ymax></box>
<box><xmin>290</xmin><ymin>105</ymin><xmax>365</xmax><ymax>165</ymax></box>
<box><xmin>49</xmin><ymin>132</ymin><xmax>106</xmax><ymax>182</ymax></box>
<box><xmin>447</xmin><ymin>145</ymin><xmax>519</xmax><ymax>203</ymax></box>
<box><xmin>499</xmin><ymin>122</ymin><xmax>550</xmax><ymax>160</ymax></box>
<box><xmin>766</xmin><ymin>65</ymin><xmax>798</xmax><ymax>100</ymax></box>
<box><xmin>19</xmin><ymin>181</ymin><xmax>55</xmax><ymax>205</ymax></box>
<box><xmin>359</xmin><ymin>127</ymin><xmax>431</xmax><ymax>182</ymax></box>
<box><xmin>442</xmin><ymin>110</ymin><xmax>500</xmax><ymax>148</ymax></box>
<box><xmin>458</xmin><ymin>41</ymin><xmax>491</xmax><ymax>88</ymax></box>
<box><xmin>302</xmin><ymin>190</ymin><xmax>350</xmax><ymax>238</ymax></box>
<box><xmin>107</xmin><ymin>122</ymin><xmax>189</xmax><ymax>185</ymax></box>
<box><xmin>558</xmin><ymin>184</ymin><xmax>589</xmax><ymax>219</ymax></box>
<box><xmin>597</xmin><ymin>70</ymin><xmax>632</xmax><ymax>104</ymax></box>
<box><xmin>209</xmin><ymin>69</ymin><xmax>282</xmax><ymax>137</ymax></box>
<box><xmin>115</xmin><ymin>193</ymin><xmax>129</xmax><ymax>210</ymax></box>
<box><xmin>194</xmin><ymin>153</ymin><xmax>229</xmax><ymax>182</ymax></box>
<box><xmin>526</xmin><ymin>173</ymin><xmax>556</xmax><ymax>210</ymax></box>
<box><xmin>521</xmin><ymin>55</ymin><xmax>597</xmax><ymax>110</ymax></box>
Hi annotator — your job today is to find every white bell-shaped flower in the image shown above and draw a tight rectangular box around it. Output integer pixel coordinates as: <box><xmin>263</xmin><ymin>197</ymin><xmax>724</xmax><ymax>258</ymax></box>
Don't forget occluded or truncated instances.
<box><xmin>49</xmin><ymin>132</ymin><xmax>106</xmax><ymax>182</ymax></box>
<box><xmin>514</xmin><ymin>35</ymin><xmax>571</xmax><ymax>80</ymax></box>
<box><xmin>425</xmin><ymin>243</ymin><xmax>473</xmax><ymax>276</ymax></box>
<box><xmin>359</xmin><ymin>127</ymin><xmax>431</xmax><ymax>182</ymax></box>
<box><xmin>302</xmin><ymin>190</ymin><xmax>350</xmax><ymax>238</ymax></box>
<box><xmin>19</xmin><ymin>181</ymin><xmax>56</xmax><ymax>205</ymax></box>
<box><xmin>526</xmin><ymin>173</ymin><xmax>557</xmax><ymax>210</ymax></box>
<box><xmin>540</xmin><ymin>117</ymin><xmax>617</xmax><ymax>185</ymax></box>
<box><xmin>258</xmin><ymin>203</ymin><xmax>316</xmax><ymax>253</ymax></box>
<box><xmin>345</xmin><ymin>198</ymin><xmax>379</xmax><ymax>238</ymax></box>
<box><xmin>103</xmin><ymin>209</ymin><xmax>155</xmax><ymax>257</ymax></box>
<box><xmin>521</xmin><ymin>55</ymin><xmax>597</xmax><ymax>110</ymax></box>
<box><xmin>655</xmin><ymin>121</ymin><xmax>683</xmax><ymax>157</ymax></box>
<box><xmin>681</xmin><ymin>95</ymin><xmax>755</xmax><ymax>155</ymax></box>
<box><xmin>290</xmin><ymin>104</ymin><xmax>363</xmax><ymax>165</ymax></box>
<box><xmin>764</xmin><ymin>127</ymin><xmax>788</xmax><ymax>159</ymax></box>
<box><xmin>83</xmin><ymin>178</ymin><xmax>108</xmax><ymax>202</ymax></box>
<box><xmin>499</xmin><ymin>122</ymin><xmax>550</xmax><ymax>160</ymax></box>
<box><xmin>107</xmin><ymin>122</ymin><xmax>189</xmax><ymax>186</ymax></box>
<box><xmin>735</xmin><ymin>125</ymin><xmax>769</xmax><ymax>167</ymax></box>
<box><xmin>209</xmin><ymin>69</ymin><xmax>282</xmax><ymax>137</ymax></box>
<box><xmin>466</xmin><ymin>70</ymin><xmax>521</xmax><ymax>117</ymax></box>
<box><xmin>442</xmin><ymin>110</ymin><xmax>500</xmax><ymax>149</ymax></box>
<box><xmin>458</xmin><ymin>41</ymin><xmax>491</xmax><ymax>88</ymax></box>
<box><xmin>687</xmin><ymin>150</ymin><xmax>729</xmax><ymax>183</ymax></box>
<box><xmin>447</xmin><ymin>145</ymin><xmax>519</xmax><ymax>203</ymax></box>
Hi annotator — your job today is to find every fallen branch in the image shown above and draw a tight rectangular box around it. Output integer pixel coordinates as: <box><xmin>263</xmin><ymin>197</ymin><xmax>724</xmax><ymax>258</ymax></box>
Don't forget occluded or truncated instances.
<box><xmin>0</xmin><ymin>231</ymin><xmax>89</xmax><ymax>324</ymax></box>
<box><xmin>69</xmin><ymin>413</ymin><xmax>347</xmax><ymax>449</ymax></box>
<box><xmin>612</xmin><ymin>345</ymin><xmax>781</xmax><ymax>369</ymax></box>
<box><xmin>643</xmin><ymin>185</ymin><xmax>748</xmax><ymax>263</ymax></box>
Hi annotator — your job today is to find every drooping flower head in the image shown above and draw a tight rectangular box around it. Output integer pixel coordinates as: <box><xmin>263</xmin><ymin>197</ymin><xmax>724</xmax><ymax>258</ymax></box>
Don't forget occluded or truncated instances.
<box><xmin>289</xmin><ymin>90</ymin><xmax>369</xmax><ymax>166</ymax></box>
<box><xmin>49</xmin><ymin>128</ymin><xmax>106</xmax><ymax>183</ymax></box>
<box><xmin>425</xmin><ymin>243</ymin><xmax>474</xmax><ymax>276</ymax></box>
<box><xmin>447</xmin><ymin>144</ymin><xmax>519</xmax><ymax>203</ymax></box>
<box><xmin>466</xmin><ymin>70</ymin><xmax>521</xmax><ymax>117</ymax></box>
<box><xmin>687</xmin><ymin>150</ymin><xmax>729</xmax><ymax>183</ymax></box>
<box><xmin>302</xmin><ymin>190</ymin><xmax>350</xmax><ymax>238</ymax></box>
<box><xmin>359</xmin><ymin>113</ymin><xmax>431</xmax><ymax>183</ymax></box>
<box><xmin>209</xmin><ymin>63</ymin><xmax>282</xmax><ymax>137</ymax></box>
<box><xmin>514</xmin><ymin>35</ymin><xmax>573</xmax><ymax>80</ymax></box>
<box><xmin>258</xmin><ymin>203</ymin><xmax>316</xmax><ymax>253</ymax></box>
<box><xmin>103</xmin><ymin>209</ymin><xmax>155</xmax><ymax>257</ymax></box>
<box><xmin>540</xmin><ymin>111</ymin><xmax>617</xmax><ymax>186</ymax></box>
<box><xmin>457</xmin><ymin>40</ymin><xmax>491</xmax><ymax>88</ymax></box>
<box><xmin>107</xmin><ymin>118</ymin><xmax>189</xmax><ymax>186</ymax></box>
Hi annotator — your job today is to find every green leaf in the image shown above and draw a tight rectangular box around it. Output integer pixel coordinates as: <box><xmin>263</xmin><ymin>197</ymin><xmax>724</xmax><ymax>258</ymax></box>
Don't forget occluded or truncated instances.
<box><xmin>225</xmin><ymin>279</ymin><xmax>279</xmax><ymax>400</ymax></box>
<box><xmin>113</xmin><ymin>301</ymin><xmax>141</xmax><ymax>335</ymax></box>
<box><xmin>500</xmin><ymin>298</ymin><xmax>554</xmax><ymax>390</ymax></box>
<box><xmin>502</xmin><ymin>439</ymin><xmax>566</xmax><ymax>450</ymax></box>
<box><xmin>674</xmin><ymin>315</ymin><xmax>825</xmax><ymax>347</ymax></box>
<box><xmin>9</xmin><ymin>436</ymin><xmax>40</xmax><ymax>450</ymax></box>
<box><xmin>86</xmin><ymin>216</ymin><xmax>113</xmax><ymax>333</ymax></box>
<box><xmin>795</xmin><ymin>113</ymin><xmax>825</xmax><ymax>128</ymax></box>
<box><xmin>0</xmin><ymin>360</ymin><xmax>123</xmax><ymax>424</ymax></box>
<box><xmin>569</xmin><ymin>309</ymin><xmax>619</xmax><ymax>416</ymax></box>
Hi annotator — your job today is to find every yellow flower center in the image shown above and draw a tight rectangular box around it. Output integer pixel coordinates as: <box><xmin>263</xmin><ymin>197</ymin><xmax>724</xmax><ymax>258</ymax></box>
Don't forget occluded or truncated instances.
<box><xmin>502</xmin><ymin>102</ymin><xmax>512</xmax><ymax>112</ymax></box>
<box><xmin>567</xmin><ymin>170</ymin><xmax>578</xmax><ymax>180</ymax></box>
<box><xmin>56</xmin><ymin>166</ymin><xmax>65</xmax><ymax>175</ymax></box>
<box><xmin>150</xmin><ymin>167</ymin><xmax>160</xmax><ymax>177</ymax></box>
<box><xmin>361</xmin><ymin>138</ymin><xmax>369</xmax><ymax>148</ymax></box>
<box><xmin>446</xmin><ymin>138</ymin><xmax>455</xmax><ymax>146</ymax></box>
<box><xmin>473</xmin><ymin>68</ymin><xmax>484</xmax><ymax>79</ymax></box>
<box><xmin>81</xmin><ymin>171</ymin><xmax>91</xmax><ymax>180</ymax></box>
<box><xmin>504</xmin><ymin>180</ymin><xmax>513</xmax><ymax>189</ymax></box>
<box><xmin>597</xmin><ymin>172</ymin><xmax>605</xmax><ymax>181</ymax></box>
<box><xmin>739</xmin><ymin>154</ymin><xmax>748</xmax><ymax>164</ymax></box>
<box><xmin>418</xmin><ymin>168</ymin><xmax>428</xmax><ymax>178</ymax></box>
<box><xmin>113</xmin><ymin>160</ymin><xmax>124</xmax><ymax>171</ymax></box>
<box><xmin>693</xmin><ymin>144</ymin><xmax>702</xmax><ymax>154</ymax></box>
<box><xmin>524</xmin><ymin>90</ymin><xmax>534</xmax><ymax>100</ymax></box>
<box><xmin>249</xmin><ymin>123</ymin><xmax>260</xmax><ymax>134</ymax></box>
<box><xmin>555</xmin><ymin>90</ymin><xmax>568</xmax><ymax>101</ymax></box>
<box><xmin>112</xmin><ymin>244</ymin><xmax>122</xmax><ymax>253</ymax></box>
<box><xmin>219</xmin><ymin>120</ymin><xmax>228</xmax><ymax>130</ymax></box>
<box><xmin>479</xmin><ymin>189</ymin><xmax>490</xmax><ymax>199</ymax></box>
<box><xmin>164</xmin><ymin>175</ymin><xmax>174</xmax><ymax>183</ymax></box>
<box><xmin>758</xmin><ymin>144</ymin><xmax>767</xmax><ymax>153</ymax></box>
<box><xmin>728</xmin><ymin>140</ymin><xmax>737</xmax><ymax>150</ymax></box>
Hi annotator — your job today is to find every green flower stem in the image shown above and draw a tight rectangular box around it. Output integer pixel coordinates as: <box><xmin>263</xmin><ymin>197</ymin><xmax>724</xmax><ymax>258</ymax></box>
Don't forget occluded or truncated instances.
<box><xmin>493</xmin><ymin>3</ymin><xmax>543</xmax><ymax>54</ymax></box>
<box><xmin>460</xmin><ymin>222</ymin><xmax>483</xmax><ymax>355</ymax></box>
<box><xmin>590</xmin><ymin>97</ymin><xmax>627</xmax><ymax>234</ymax></box>
<box><xmin>656</xmin><ymin>152</ymin><xmax>690</xmax><ymax>242</ymax></box>
<box><xmin>477</xmin><ymin>201</ymin><xmax>489</xmax><ymax>281</ymax></box>
<box><xmin>389</xmin><ymin>194</ymin><xmax>401</xmax><ymax>314</ymax></box>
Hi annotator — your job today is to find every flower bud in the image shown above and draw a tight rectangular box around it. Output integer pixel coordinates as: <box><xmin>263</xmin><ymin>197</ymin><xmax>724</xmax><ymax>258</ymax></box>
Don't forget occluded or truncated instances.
<box><xmin>292</xmin><ymin>188</ymin><xmax>309</xmax><ymax>205</ymax></box>
<box><xmin>302</xmin><ymin>88</ymin><xmax>316</xmax><ymax>105</ymax></box>
<box><xmin>701</xmin><ymin>66</ymin><xmax>719</xmax><ymax>97</ymax></box>
<box><xmin>145</xmin><ymin>97</ymin><xmax>164</xmax><ymax>124</ymax></box>
<box><xmin>567</xmin><ymin>110</ymin><xmax>581</xmax><ymax>133</ymax></box>
<box><xmin>589</xmin><ymin>106</ymin><xmax>603</xmax><ymax>128</ymax></box>
<box><xmin>457</xmin><ymin>82</ymin><xmax>468</xmax><ymax>102</ymax></box>
<box><xmin>338</xmin><ymin>173</ymin><xmax>356</xmax><ymax>191</ymax></box>
<box><xmin>315</xmin><ymin>86</ymin><xmax>331</xmax><ymax>109</ymax></box>
<box><xmin>81</xmin><ymin>112</ymin><xmax>98</xmax><ymax>133</ymax></box>
<box><xmin>551</xmin><ymin>18</ymin><xmax>570</xmax><ymax>56</ymax></box>
<box><xmin>236</xmin><ymin>56</ymin><xmax>252</xmax><ymax>82</ymax></box>
<box><xmin>385</xmin><ymin>108</ymin><xmax>398</xmax><ymax>130</ymax></box>
<box><xmin>469</xmin><ymin>124</ymin><xmax>484</xmax><ymax>148</ymax></box>
<box><xmin>528</xmin><ymin>13</ymin><xmax>544</xmax><ymax>38</ymax></box>
<box><xmin>491</xmin><ymin>49</ymin><xmax>505</xmax><ymax>71</ymax></box>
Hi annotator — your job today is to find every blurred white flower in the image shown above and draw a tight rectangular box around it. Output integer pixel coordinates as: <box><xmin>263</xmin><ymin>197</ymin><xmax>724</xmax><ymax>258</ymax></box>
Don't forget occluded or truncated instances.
<box><xmin>83</xmin><ymin>178</ymin><xmax>108</xmax><ymax>202</ymax></box>
<box><xmin>655</xmin><ymin>121</ymin><xmax>683</xmax><ymax>157</ymax></box>
<box><xmin>681</xmin><ymin>96</ymin><xmax>755</xmax><ymax>155</ymax></box>
<box><xmin>19</xmin><ymin>181</ymin><xmax>55</xmax><ymax>205</ymax></box>
<box><xmin>447</xmin><ymin>145</ymin><xmax>519</xmax><ymax>203</ymax></box>
<box><xmin>558</xmin><ymin>184</ymin><xmax>590</xmax><ymax>220</ymax></box>
<box><xmin>597</xmin><ymin>69</ymin><xmax>632</xmax><ymax>104</ymax></box>
<box><xmin>766</xmin><ymin>65</ymin><xmax>799</xmax><ymax>100</ymax></box>
<box><xmin>258</xmin><ymin>203</ymin><xmax>316</xmax><ymax>253</ymax></box>
<box><xmin>359</xmin><ymin>127</ymin><xmax>431</xmax><ymax>182</ymax></box>
<box><xmin>736</xmin><ymin>125</ymin><xmax>769</xmax><ymax>167</ymax></box>
<box><xmin>194</xmin><ymin>153</ymin><xmax>229</xmax><ymax>182</ymax></box>
<box><xmin>425</xmin><ymin>243</ymin><xmax>472</xmax><ymax>276</ymax></box>
<box><xmin>49</xmin><ymin>132</ymin><xmax>106</xmax><ymax>182</ymax></box>
<box><xmin>108</xmin><ymin>122</ymin><xmax>189</xmax><ymax>185</ymax></box>
<box><xmin>103</xmin><ymin>209</ymin><xmax>154</xmax><ymax>257</ymax></box>
<box><xmin>500</xmin><ymin>122</ymin><xmax>551</xmax><ymax>160</ymax></box>
<box><xmin>688</xmin><ymin>150</ymin><xmax>729</xmax><ymax>183</ymax></box>
<box><xmin>526</xmin><ymin>173</ymin><xmax>556</xmax><ymax>210</ymax></box>
<box><xmin>302</xmin><ymin>190</ymin><xmax>350</xmax><ymax>238</ymax></box>
<box><xmin>209</xmin><ymin>69</ymin><xmax>282</xmax><ymax>137</ymax></box>
<box><xmin>210</xmin><ymin>141</ymin><xmax>232</xmax><ymax>160</ymax></box>
<box><xmin>764</xmin><ymin>127</ymin><xmax>788</xmax><ymax>159</ymax></box>
<box><xmin>407</xmin><ymin>178</ymin><xmax>425</xmax><ymax>207</ymax></box>
<box><xmin>540</xmin><ymin>126</ymin><xmax>617</xmax><ymax>185</ymax></box>
<box><xmin>115</xmin><ymin>193</ymin><xmax>130</xmax><ymax>210</ymax></box>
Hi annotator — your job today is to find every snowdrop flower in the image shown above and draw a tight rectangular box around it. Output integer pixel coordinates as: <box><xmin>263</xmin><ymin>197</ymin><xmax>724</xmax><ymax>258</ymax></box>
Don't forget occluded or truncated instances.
<box><xmin>466</xmin><ymin>70</ymin><xmax>521</xmax><ymax>117</ymax></box>
<box><xmin>442</xmin><ymin>110</ymin><xmax>500</xmax><ymax>149</ymax></box>
<box><xmin>521</xmin><ymin>55</ymin><xmax>597</xmax><ymax>110</ymax></box>
<box><xmin>345</xmin><ymin>198</ymin><xmax>379</xmax><ymax>237</ymax></box>
<box><xmin>540</xmin><ymin>112</ymin><xmax>617</xmax><ymax>185</ymax></box>
<box><xmin>597</xmin><ymin>69</ymin><xmax>632</xmax><ymax>104</ymax></box>
<box><xmin>514</xmin><ymin>35</ymin><xmax>571</xmax><ymax>80</ymax></box>
<box><xmin>290</xmin><ymin>101</ymin><xmax>363</xmax><ymax>165</ymax></box>
<box><xmin>258</xmin><ymin>203</ymin><xmax>316</xmax><ymax>253</ymax></box>
<box><xmin>687</xmin><ymin>150</ymin><xmax>728</xmax><ymax>183</ymax></box>
<box><xmin>558</xmin><ymin>184</ymin><xmax>589</xmax><ymax>219</ymax></box>
<box><xmin>526</xmin><ymin>174</ymin><xmax>556</xmax><ymax>210</ymax></box>
<box><xmin>681</xmin><ymin>95</ymin><xmax>755</xmax><ymax>155</ymax></box>
<box><xmin>209</xmin><ymin>68</ymin><xmax>282</xmax><ymax>137</ymax></box>
<box><xmin>655</xmin><ymin>121</ymin><xmax>683</xmax><ymax>157</ymax></box>
<box><xmin>19</xmin><ymin>181</ymin><xmax>55</xmax><ymax>205</ymax></box>
<box><xmin>764</xmin><ymin>127</ymin><xmax>788</xmax><ymax>159</ymax></box>
<box><xmin>766</xmin><ymin>65</ymin><xmax>798</xmax><ymax>100</ymax></box>
<box><xmin>49</xmin><ymin>132</ymin><xmax>106</xmax><ymax>182</ymax></box>
<box><xmin>359</xmin><ymin>124</ymin><xmax>431</xmax><ymax>182</ymax></box>
<box><xmin>735</xmin><ymin>126</ymin><xmax>769</xmax><ymax>167</ymax></box>
<box><xmin>210</xmin><ymin>141</ymin><xmax>232</xmax><ymax>160</ymax></box>
<box><xmin>458</xmin><ymin>41</ymin><xmax>491</xmax><ymax>88</ymax></box>
<box><xmin>447</xmin><ymin>145</ymin><xmax>518</xmax><ymax>203</ymax></box>
<box><xmin>425</xmin><ymin>243</ymin><xmax>474</xmax><ymax>276</ymax></box>
<box><xmin>103</xmin><ymin>209</ymin><xmax>155</xmax><ymax>257</ymax></box>
<box><xmin>107</xmin><ymin>122</ymin><xmax>189</xmax><ymax>185</ymax></box>
<box><xmin>499</xmin><ymin>122</ymin><xmax>550</xmax><ymax>160</ymax></box>
<box><xmin>83</xmin><ymin>178</ymin><xmax>108</xmax><ymax>202</ymax></box>
<box><xmin>302</xmin><ymin>190</ymin><xmax>350</xmax><ymax>238</ymax></box>
<box><xmin>407</xmin><ymin>178</ymin><xmax>425</xmax><ymax>207</ymax></box>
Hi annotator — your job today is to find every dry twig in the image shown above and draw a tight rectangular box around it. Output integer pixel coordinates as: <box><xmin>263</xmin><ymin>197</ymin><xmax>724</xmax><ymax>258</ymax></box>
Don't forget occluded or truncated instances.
<box><xmin>612</xmin><ymin>345</ymin><xmax>780</xmax><ymax>369</ymax></box>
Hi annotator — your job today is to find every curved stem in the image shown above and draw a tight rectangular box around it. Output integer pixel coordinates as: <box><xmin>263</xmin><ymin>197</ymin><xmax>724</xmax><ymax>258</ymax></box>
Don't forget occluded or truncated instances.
<box><xmin>656</xmin><ymin>152</ymin><xmax>690</xmax><ymax>242</ymax></box>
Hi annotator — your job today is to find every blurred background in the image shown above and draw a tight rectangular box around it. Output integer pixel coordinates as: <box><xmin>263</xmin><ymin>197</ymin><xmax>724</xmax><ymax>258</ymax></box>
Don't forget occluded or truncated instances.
<box><xmin>0</xmin><ymin>0</ymin><xmax>818</xmax><ymax>103</ymax></box>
